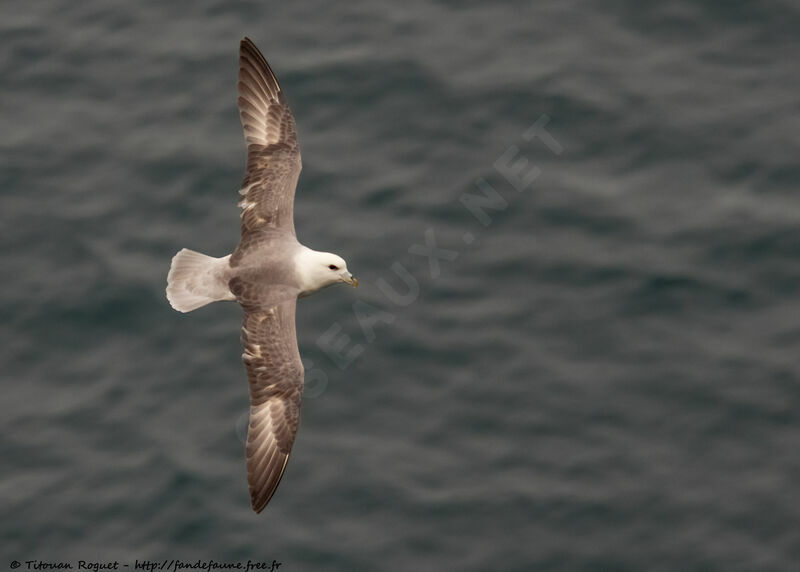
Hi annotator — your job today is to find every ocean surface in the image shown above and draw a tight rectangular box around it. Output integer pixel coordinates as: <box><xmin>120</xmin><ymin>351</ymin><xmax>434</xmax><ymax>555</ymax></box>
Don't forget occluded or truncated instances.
<box><xmin>2</xmin><ymin>1</ymin><xmax>799</xmax><ymax>570</ymax></box>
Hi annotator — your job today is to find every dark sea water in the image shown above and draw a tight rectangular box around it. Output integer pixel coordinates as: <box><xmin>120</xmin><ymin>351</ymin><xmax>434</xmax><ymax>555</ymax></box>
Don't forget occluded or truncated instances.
<box><xmin>3</xmin><ymin>1</ymin><xmax>800</xmax><ymax>570</ymax></box>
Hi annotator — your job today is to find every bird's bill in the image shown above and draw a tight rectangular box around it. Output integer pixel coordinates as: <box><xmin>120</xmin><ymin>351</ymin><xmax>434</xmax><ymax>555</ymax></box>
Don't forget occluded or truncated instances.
<box><xmin>343</xmin><ymin>272</ymin><xmax>359</xmax><ymax>287</ymax></box>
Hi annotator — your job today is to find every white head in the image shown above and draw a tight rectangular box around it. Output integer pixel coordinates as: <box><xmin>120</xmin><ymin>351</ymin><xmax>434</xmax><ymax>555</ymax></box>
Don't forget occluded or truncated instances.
<box><xmin>295</xmin><ymin>248</ymin><xmax>358</xmax><ymax>297</ymax></box>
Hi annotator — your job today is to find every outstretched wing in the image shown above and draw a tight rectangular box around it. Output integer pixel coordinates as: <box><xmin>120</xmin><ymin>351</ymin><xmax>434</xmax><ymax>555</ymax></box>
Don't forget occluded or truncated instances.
<box><xmin>237</xmin><ymin>37</ymin><xmax>302</xmax><ymax>237</ymax></box>
<box><xmin>240</xmin><ymin>300</ymin><xmax>304</xmax><ymax>513</ymax></box>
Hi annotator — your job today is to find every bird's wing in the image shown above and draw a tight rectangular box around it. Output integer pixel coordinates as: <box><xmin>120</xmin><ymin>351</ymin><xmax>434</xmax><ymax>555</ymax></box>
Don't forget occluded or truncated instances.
<box><xmin>240</xmin><ymin>299</ymin><xmax>304</xmax><ymax>513</ymax></box>
<box><xmin>236</xmin><ymin>37</ymin><xmax>302</xmax><ymax>237</ymax></box>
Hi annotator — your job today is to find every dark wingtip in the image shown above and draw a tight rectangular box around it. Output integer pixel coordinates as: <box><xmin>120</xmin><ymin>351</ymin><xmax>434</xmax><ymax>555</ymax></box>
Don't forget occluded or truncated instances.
<box><xmin>240</xmin><ymin>37</ymin><xmax>263</xmax><ymax>64</ymax></box>
<box><xmin>238</xmin><ymin>37</ymin><xmax>282</xmax><ymax>96</ymax></box>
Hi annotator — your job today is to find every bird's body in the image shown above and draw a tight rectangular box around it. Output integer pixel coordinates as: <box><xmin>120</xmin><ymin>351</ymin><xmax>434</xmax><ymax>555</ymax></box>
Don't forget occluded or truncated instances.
<box><xmin>166</xmin><ymin>38</ymin><xmax>356</xmax><ymax>513</ymax></box>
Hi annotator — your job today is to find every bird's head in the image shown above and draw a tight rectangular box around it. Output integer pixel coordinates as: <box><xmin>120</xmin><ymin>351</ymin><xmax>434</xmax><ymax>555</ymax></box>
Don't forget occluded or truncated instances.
<box><xmin>319</xmin><ymin>252</ymin><xmax>358</xmax><ymax>288</ymax></box>
<box><xmin>296</xmin><ymin>249</ymin><xmax>358</xmax><ymax>296</ymax></box>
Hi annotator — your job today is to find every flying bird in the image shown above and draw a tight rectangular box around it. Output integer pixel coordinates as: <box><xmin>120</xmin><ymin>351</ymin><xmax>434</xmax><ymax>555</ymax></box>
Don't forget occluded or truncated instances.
<box><xmin>166</xmin><ymin>37</ymin><xmax>358</xmax><ymax>513</ymax></box>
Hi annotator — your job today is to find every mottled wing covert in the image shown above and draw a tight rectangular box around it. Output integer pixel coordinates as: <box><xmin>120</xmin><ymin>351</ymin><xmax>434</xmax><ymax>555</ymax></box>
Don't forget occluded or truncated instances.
<box><xmin>240</xmin><ymin>300</ymin><xmax>303</xmax><ymax>512</ymax></box>
<box><xmin>236</xmin><ymin>37</ymin><xmax>302</xmax><ymax>237</ymax></box>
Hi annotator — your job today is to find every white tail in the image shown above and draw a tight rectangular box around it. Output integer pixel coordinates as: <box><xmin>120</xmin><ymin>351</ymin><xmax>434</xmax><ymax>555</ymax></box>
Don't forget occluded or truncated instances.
<box><xmin>166</xmin><ymin>249</ymin><xmax>235</xmax><ymax>312</ymax></box>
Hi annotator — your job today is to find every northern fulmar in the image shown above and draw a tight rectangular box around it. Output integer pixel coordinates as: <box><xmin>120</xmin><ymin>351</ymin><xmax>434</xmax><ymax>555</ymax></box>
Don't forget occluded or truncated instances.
<box><xmin>166</xmin><ymin>37</ymin><xmax>358</xmax><ymax>513</ymax></box>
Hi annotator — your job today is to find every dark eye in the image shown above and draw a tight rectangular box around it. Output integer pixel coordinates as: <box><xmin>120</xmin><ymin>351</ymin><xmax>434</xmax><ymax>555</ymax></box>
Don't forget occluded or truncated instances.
<box><xmin>328</xmin><ymin>264</ymin><xmax>338</xmax><ymax>270</ymax></box>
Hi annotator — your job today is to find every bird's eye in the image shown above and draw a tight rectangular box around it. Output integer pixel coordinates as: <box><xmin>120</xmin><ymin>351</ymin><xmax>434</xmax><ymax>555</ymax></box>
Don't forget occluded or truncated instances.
<box><xmin>328</xmin><ymin>264</ymin><xmax>338</xmax><ymax>270</ymax></box>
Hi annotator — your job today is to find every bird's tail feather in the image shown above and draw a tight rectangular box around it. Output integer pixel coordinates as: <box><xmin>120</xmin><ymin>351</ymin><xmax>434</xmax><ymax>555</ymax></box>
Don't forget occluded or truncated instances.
<box><xmin>166</xmin><ymin>249</ymin><xmax>234</xmax><ymax>312</ymax></box>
